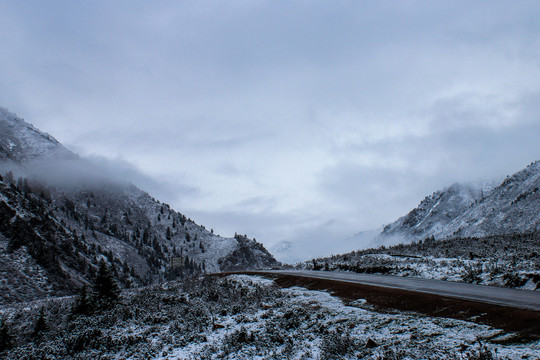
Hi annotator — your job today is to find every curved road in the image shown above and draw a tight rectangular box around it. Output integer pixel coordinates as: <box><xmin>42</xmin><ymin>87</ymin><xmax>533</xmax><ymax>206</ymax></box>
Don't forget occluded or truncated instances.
<box><xmin>242</xmin><ymin>270</ymin><xmax>540</xmax><ymax>312</ymax></box>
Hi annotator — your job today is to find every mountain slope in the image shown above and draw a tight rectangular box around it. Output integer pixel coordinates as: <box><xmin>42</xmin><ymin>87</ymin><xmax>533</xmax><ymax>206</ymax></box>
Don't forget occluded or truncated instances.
<box><xmin>0</xmin><ymin>108</ymin><xmax>72</xmax><ymax>162</ymax></box>
<box><xmin>379</xmin><ymin>183</ymin><xmax>487</xmax><ymax>242</ymax></box>
<box><xmin>0</xmin><ymin>107</ymin><xmax>278</xmax><ymax>304</ymax></box>
<box><xmin>379</xmin><ymin>161</ymin><xmax>540</xmax><ymax>242</ymax></box>
<box><xmin>434</xmin><ymin>161</ymin><xmax>540</xmax><ymax>239</ymax></box>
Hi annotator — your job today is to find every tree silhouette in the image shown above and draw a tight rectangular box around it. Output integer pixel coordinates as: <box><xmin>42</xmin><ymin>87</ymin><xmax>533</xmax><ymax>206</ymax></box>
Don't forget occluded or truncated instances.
<box><xmin>72</xmin><ymin>285</ymin><xmax>92</xmax><ymax>315</ymax></box>
<box><xmin>33</xmin><ymin>308</ymin><xmax>47</xmax><ymax>337</ymax></box>
<box><xmin>93</xmin><ymin>260</ymin><xmax>120</xmax><ymax>304</ymax></box>
<box><xmin>4</xmin><ymin>171</ymin><xmax>14</xmax><ymax>184</ymax></box>
<box><xmin>0</xmin><ymin>320</ymin><xmax>13</xmax><ymax>351</ymax></box>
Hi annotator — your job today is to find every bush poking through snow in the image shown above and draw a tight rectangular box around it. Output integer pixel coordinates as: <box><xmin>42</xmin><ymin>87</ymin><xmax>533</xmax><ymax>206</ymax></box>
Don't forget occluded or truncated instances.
<box><xmin>32</xmin><ymin>307</ymin><xmax>48</xmax><ymax>338</ymax></box>
<box><xmin>502</xmin><ymin>272</ymin><xmax>528</xmax><ymax>288</ymax></box>
<box><xmin>321</xmin><ymin>330</ymin><xmax>359</xmax><ymax>359</ymax></box>
<box><xmin>0</xmin><ymin>275</ymin><xmax>537</xmax><ymax>359</ymax></box>
<box><xmin>0</xmin><ymin>320</ymin><xmax>13</xmax><ymax>352</ymax></box>
<box><xmin>461</xmin><ymin>263</ymin><xmax>483</xmax><ymax>284</ymax></box>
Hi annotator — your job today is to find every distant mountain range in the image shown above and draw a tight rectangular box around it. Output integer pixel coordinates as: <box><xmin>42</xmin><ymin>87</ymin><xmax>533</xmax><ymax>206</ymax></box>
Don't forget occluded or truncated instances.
<box><xmin>378</xmin><ymin>160</ymin><xmax>540</xmax><ymax>243</ymax></box>
<box><xmin>0</xmin><ymin>107</ymin><xmax>278</xmax><ymax>304</ymax></box>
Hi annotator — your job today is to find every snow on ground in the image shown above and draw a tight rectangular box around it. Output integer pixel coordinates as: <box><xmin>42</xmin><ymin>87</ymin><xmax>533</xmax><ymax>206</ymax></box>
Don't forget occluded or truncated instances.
<box><xmin>373</xmin><ymin>253</ymin><xmax>540</xmax><ymax>289</ymax></box>
<box><xmin>2</xmin><ymin>274</ymin><xmax>538</xmax><ymax>359</ymax></box>
<box><xmin>0</xmin><ymin>235</ymin><xmax>55</xmax><ymax>304</ymax></box>
<box><xmin>155</xmin><ymin>275</ymin><xmax>540</xmax><ymax>360</ymax></box>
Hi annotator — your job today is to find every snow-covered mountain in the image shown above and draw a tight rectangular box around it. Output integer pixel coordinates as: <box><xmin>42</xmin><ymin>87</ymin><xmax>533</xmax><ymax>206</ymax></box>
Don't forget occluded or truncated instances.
<box><xmin>433</xmin><ymin>161</ymin><xmax>540</xmax><ymax>239</ymax></box>
<box><xmin>379</xmin><ymin>182</ymin><xmax>487</xmax><ymax>242</ymax></box>
<box><xmin>379</xmin><ymin>161</ymin><xmax>540</xmax><ymax>243</ymax></box>
<box><xmin>0</xmin><ymin>107</ymin><xmax>278</xmax><ymax>304</ymax></box>
<box><xmin>0</xmin><ymin>108</ymin><xmax>72</xmax><ymax>162</ymax></box>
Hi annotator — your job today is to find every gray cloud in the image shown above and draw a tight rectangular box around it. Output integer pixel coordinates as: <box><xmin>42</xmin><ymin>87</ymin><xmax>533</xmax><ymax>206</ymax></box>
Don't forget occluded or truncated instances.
<box><xmin>1</xmin><ymin>155</ymin><xmax>199</xmax><ymax>205</ymax></box>
<box><xmin>1</xmin><ymin>1</ymin><xmax>539</xmax><ymax>257</ymax></box>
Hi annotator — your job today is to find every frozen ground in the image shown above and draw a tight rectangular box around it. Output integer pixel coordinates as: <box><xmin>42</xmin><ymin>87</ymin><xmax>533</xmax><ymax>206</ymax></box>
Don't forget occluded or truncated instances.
<box><xmin>2</xmin><ymin>275</ymin><xmax>538</xmax><ymax>359</ymax></box>
<box><xmin>160</xmin><ymin>276</ymin><xmax>539</xmax><ymax>360</ymax></box>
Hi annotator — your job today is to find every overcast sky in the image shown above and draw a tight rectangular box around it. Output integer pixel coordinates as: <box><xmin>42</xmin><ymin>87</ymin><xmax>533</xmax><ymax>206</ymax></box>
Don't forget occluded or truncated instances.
<box><xmin>1</xmin><ymin>1</ymin><xmax>539</xmax><ymax>256</ymax></box>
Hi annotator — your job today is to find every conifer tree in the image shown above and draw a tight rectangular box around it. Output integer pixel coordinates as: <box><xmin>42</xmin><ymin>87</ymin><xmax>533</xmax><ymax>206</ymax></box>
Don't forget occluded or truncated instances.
<box><xmin>33</xmin><ymin>308</ymin><xmax>47</xmax><ymax>337</ymax></box>
<box><xmin>0</xmin><ymin>320</ymin><xmax>13</xmax><ymax>351</ymax></box>
<box><xmin>4</xmin><ymin>171</ymin><xmax>14</xmax><ymax>184</ymax></box>
<box><xmin>93</xmin><ymin>260</ymin><xmax>120</xmax><ymax>304</ymax></box>
<box><xmin>72</xmin><ymin>285</ymin><xmax>92</xmax><ymax>315</ymax></box>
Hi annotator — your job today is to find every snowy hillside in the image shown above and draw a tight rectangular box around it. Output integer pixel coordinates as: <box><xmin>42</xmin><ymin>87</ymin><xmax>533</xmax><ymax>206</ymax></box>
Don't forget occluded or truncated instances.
<box><xmin>378</xmin><ymin>161</ymin><xmax>539</xmax><ymax>242</ymax></box>
<box><xmin>0</xmin><ymin>108</ymin><xmax>72</xmax><ymax>162</ymax></box>
<box><xmin>434</xmin><ymin>161</ymin><xmax>540</xmax><ymax>239</ymax></box>
<box><xmin>0</xmin><ymin>107</ymin><xmax>278</xmax><ymax>304</ymax></box>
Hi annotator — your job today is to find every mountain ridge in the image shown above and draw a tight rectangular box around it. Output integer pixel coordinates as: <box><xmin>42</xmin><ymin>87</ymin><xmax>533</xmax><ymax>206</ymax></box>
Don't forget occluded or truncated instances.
<box><xmin>0</xmin><ymin>107</ymin><xmax>73</xmax><ymax>162</ymax></box>
<box><xmin>378</xmin><ymin>160</ymin><xmax>540</xmax><ymax>243</ymax></box>
<box><xmin>0</xmin><ymin>107</ymin><xmax>279</xmax><ymax>304</ymax></box>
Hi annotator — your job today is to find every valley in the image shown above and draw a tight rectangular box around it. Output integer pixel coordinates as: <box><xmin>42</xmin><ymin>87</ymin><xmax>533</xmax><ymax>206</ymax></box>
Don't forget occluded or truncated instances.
<box><xmin>0</xmin><ymin>107</ymin><xmax>538</xmax><ymax>359</ymax></box>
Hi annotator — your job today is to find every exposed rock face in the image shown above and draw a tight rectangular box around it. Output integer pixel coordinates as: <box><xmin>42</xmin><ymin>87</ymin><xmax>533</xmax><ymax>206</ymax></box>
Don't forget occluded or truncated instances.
<box><xmin>0</xmin><ymin>107</ymin><xmax>278</xmax><ymax>304</ymax></box>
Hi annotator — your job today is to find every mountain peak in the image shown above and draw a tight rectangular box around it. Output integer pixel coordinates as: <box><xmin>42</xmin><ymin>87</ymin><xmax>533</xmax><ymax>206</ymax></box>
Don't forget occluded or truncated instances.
<box><xmin>0</xmin><ymin>107</ymin><xmax>72</xmax><ymax>162</ymax></box>
<box><xmin>379</xmin><ymin>160</ymin><xmax>540</xmax><ymax>242</ymax></box>
<box><xmin>380</xmin><ymin>181</ymin><xmax>483</xmax><ymax>241</ymax></box>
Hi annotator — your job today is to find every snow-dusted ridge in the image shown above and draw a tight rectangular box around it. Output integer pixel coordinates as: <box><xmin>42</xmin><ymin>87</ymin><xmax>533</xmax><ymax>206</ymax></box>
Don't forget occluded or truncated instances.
<box><xmin>0</xmin><ymin>107</ymin><xmax>73</xmax><ymax>162</ymax></box>
<box><xmin>378</xmin><ymin>161</ymin><xmax>540</xmax><ymax>243</ymax></box>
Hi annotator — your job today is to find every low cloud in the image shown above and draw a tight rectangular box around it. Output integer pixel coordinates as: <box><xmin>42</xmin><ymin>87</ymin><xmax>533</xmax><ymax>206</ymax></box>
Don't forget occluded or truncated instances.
<box><xmin>1</xmin><ymin>1</ymin><xmax>539</xmax><ymax>257</ymax></box>
<box><xmin>1</xmin><ymin>155</ymin><xmax>199</xmax><ymax>204</ymax></box>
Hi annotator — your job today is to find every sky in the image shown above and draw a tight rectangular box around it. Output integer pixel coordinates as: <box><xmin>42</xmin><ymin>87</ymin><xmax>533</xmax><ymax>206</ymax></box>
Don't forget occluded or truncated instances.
<box><xmin>1</xmin><ymin>1</ymin><xmax>540</xmax><ymax>259</ymax></box>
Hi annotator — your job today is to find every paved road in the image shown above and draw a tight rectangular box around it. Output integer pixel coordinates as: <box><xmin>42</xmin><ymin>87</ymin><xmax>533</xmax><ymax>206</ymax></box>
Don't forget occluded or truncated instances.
<box><xmin>242</xmin><ymin>270</ymin><xmax>540</xmax><ymax>311</ymax></box>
